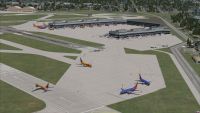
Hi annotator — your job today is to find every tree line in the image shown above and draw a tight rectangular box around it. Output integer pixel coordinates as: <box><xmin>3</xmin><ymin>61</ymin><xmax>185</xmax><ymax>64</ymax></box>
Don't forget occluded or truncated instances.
<box><xmin>1</xmin><ymin>0</ymin><xmax>198</xmax><ymax>12</ymax></box>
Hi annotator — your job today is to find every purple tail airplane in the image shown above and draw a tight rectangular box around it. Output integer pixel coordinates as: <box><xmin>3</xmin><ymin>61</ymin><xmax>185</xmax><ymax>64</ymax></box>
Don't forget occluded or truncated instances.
<box><xmin>138</xmin><ymin>74</ymin><xmax>151</xmax><ymax>86</ymax></box>
<box><xmin>120</xmin><ymin>82</ymin><xmax>139</xmax><ymax>95</ymax></box>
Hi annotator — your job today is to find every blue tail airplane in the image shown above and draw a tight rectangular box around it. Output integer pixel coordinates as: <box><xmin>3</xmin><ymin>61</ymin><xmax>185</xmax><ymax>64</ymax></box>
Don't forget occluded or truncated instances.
<box><xmin>120</xmin><ymin>82</ymin><xmax>139</xmax><ymax>95</ymax></box>
<box><xmin>138</xmin><ymin>74</ymin><xmax>151</xmax><ymax>86</ymax></box>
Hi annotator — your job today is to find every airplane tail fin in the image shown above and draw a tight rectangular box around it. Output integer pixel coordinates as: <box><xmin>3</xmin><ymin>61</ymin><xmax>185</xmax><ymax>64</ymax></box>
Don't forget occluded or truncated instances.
<box><xmin>80</xmin><ymin>58</ymin><xmax>83</xmax><ymax>63</ymax></box>
<box><xmin>35</xmin><ymin>84</ymin><xmax>39</xmax><ymax>87</ymax></box>
<box><xmin>133</xmin><ymin>82</ymin><xmax>138</xmax><ymax>89</ymax></box>
<box><xmin>33</xmin><ymin>24</ymin><xmax>36</xmax><ymax>27</ymax></box>
<box><xmin>139</xmin><ymin>73</ymin><xmax>142</xmax><ymax>80</ymax></box>
<box><xmin>46</xmin><ymin>83</ymin><xmax>49</xmax><ymax>88</ymax></box>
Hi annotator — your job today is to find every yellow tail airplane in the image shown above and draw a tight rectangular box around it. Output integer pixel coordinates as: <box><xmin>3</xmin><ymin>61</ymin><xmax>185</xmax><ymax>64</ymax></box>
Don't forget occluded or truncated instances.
<box><xmin>80</xmin><ymin>58</ymin><xmax>92</xmax><ymax>68</ymax></box>
<box><xmin>32</xmin><ymin>82</ymin><xmax>51</xmax><ymax>92</ymax></box>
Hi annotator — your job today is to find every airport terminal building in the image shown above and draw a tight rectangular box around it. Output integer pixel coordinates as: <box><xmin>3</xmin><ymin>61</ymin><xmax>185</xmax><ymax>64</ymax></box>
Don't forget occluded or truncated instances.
<box><xmin>48</xmin><ymin>19</ymin><xmax>170</xmax><ymax>38</ymax></box>
<box><xmin>48</xmin><ymin>19</ymin><xmax>126</xmax><ymax>29</ymax></box>
<box><xmin>109</xmin><ymin>27</ymin><xmax>170</xmax><ymax>38</ymax></box>
<box><xmin>48</xmin><ymin>19</ymin><xmax>161</xmax><ymax>29</ymax></box>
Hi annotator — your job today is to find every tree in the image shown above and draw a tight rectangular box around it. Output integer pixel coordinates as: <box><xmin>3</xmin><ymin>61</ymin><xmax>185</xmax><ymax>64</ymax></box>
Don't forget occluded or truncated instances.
<box><xmin>187</xmin><ymin>38</ymin><xmax>192</xmax><ymax>48</ymax></box>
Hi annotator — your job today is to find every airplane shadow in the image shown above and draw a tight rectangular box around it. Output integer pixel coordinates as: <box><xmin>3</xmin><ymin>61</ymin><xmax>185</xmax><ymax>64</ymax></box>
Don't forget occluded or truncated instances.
<box><xmin>32</xmin><ymin>87</ymin><xmax>53</xmax><ymax>92</ymax></box>
<box><xmin>32</xmin><ymin>88</ymin><xmax>42</xmax><ymax>92</ymax></box>
<box><xmin>132</xmin><ymin>93</ymin><xmax>141</xmax><ymax>95</ymax></box>
<box><xmin>76</xmin><ymin>64</ymin><xmax>90</xmax><ymax>68</ymax></box>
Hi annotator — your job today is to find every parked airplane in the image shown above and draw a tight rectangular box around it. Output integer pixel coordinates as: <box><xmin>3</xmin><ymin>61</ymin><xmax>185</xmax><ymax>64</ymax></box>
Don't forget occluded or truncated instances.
<box><xmin>32</xmin><ymin>82</ymin><xmax>51</xmax><ymax>92</ymax></box>
<box><xmin>33</xmin><ymin>23</ymin><xmax>48</xmax><ymax>29</ymax></box>
<box><xmin>120</xmin><ymin>82</ymin><xmax>139</xmax><ymax>95</ymax></box>
<box><xmin>80</xmin><ymin>58</ymin><xmax>92</xmax><ymax>68</ymax></box>
<box><xmin>137</xmin><ymin>74</ymin><xmax>151</xmax><ymax>86</ymax></box>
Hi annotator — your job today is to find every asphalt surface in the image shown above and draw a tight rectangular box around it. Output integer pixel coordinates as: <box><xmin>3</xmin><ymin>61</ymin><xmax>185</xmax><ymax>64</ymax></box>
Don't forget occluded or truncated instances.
<box><xmin>0</xmin><ymin>26</ymin><xmax>93</xmax><ymax>51</ymax></box>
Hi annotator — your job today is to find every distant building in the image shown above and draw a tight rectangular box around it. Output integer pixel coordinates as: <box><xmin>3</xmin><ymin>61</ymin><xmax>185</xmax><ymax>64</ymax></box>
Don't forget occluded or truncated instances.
<box><xmin>6</xmin><ymin>6</ymin><xmax>22</xmax><ymax>12</ymax></box>
<box><xmin>109</xmin><ymin>27</ymin><xmax>170</xmax><ymax>38</ymax></box>
<box><xmin>6</xmin><ymin>6</ymin><xmax>36</xmax><ymax>12</ymax></box>
<box><xmin>192</xmin><ymin>55</ymin><xmax>200</xmax><ymax>64</ymax></box>
<box><xmin>192</xmin><ymin>8</ymin><xmax>200</xmax><ymax>16</ymax></box>
<box><xmin>22</xmin><ymin>6</ymin><xmax>36</xmax><ymax>12</ymax></box>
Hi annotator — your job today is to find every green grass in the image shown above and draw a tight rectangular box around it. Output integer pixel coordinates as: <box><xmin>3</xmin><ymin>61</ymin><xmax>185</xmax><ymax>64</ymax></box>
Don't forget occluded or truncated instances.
<box><xmin>37</xmin><ymin>10</ymin><xmax>114</xmax><ymax>15</ymax></box>
<box><xmin>109</xmin><ymin>48</ymin><xmax>199</xmax><ymax>113</ymax></box>
<box><xmin>0</xmin><ymin>43</ymin><xmax>21</xmax><ymax>50</ymax></box>
<box><xmin>0</xmin><ymin>80</ymin><xmax>45</xmax><ymax>113</ymax></box>
<box><xmin>157</xmin><ymin>47</ymin><xmax>172</xmax><ymax>53</ymax></box>
<box><xmin>0</xmin><ymin>14</ymin><xmax>45</xmax><ymax>21</ymax></box>
<box><xmin>0</xmin><ymin>20</ymin><xmax>27</xmax><ymax>26</ymax></box>
<box><xmin>0</xmin><ymin>14</ymin><xmax>46</xmax><ymax>26</ymax></box>
<box><xmin>33</xmin><ymin>32</ymin><xmax>104</xmax><ymax>48</ymax></box>
<box><xmin>0</xmin><ymin>33</ymin><xmax>81</xmax><ymax>53</ymax></box>
<box><xmin>64</xmin><ymin>56</ymin><xmax>77</xmax><ymax>60</ymax></box>
<box><xmin>181</xmin><ymin>52</ymin><xmax>200</xmax><ymax>77</ymax></box>
<box><xmin>0</xmin><ymin>53</ymin><xmax>70</xmax><ymax>84</ymax></box>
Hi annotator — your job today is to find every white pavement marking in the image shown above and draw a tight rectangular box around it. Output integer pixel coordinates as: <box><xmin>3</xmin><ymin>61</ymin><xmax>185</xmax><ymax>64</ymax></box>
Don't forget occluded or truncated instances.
<box><xmin>80</xmin><ymin>106</ymin><xmax>105</xmax><ymax>113</ymax></box>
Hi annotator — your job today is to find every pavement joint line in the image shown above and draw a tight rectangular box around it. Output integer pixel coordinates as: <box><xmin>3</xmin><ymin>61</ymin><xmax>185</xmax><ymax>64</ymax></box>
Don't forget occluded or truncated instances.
<box><xmin>58</xmin><ymin>96</ymin><xmax>74</xmax><ymax>105</ymax></box>
<box><xmin>80</xmin><ymin>106</ymin><xmax>105</xmax><ymax>113</ymax></box>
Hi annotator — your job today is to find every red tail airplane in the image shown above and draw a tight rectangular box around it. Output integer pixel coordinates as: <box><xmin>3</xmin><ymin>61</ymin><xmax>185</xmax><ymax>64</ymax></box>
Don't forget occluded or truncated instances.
<box><xmin>80</xmin><ymin>58</ymin><xmax>92</xmax><ymax>68</ymax></box>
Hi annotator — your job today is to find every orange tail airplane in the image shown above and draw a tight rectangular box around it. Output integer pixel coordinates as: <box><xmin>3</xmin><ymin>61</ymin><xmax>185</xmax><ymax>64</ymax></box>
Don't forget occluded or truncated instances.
<box><xmin>33</xmin><ymin>82</ymin><xmax>50</xmax><ymax>92</ymax></box>
<box><xmin>33</xmin><ymin>23</ymin><xmax>48</xmax><ymax>29</ymax></box>
<box><xmin>80</xmin><ymin>58</ymin><xmax>92</xmax><ymax>68</ymax></box>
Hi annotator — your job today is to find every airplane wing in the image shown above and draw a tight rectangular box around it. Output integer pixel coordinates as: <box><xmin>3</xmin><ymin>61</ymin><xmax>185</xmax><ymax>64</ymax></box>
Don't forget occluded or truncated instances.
<box><xmin>137</xmin><ymin>82</ymin><xmax>145</xmax><ymax>85</ymax></box>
